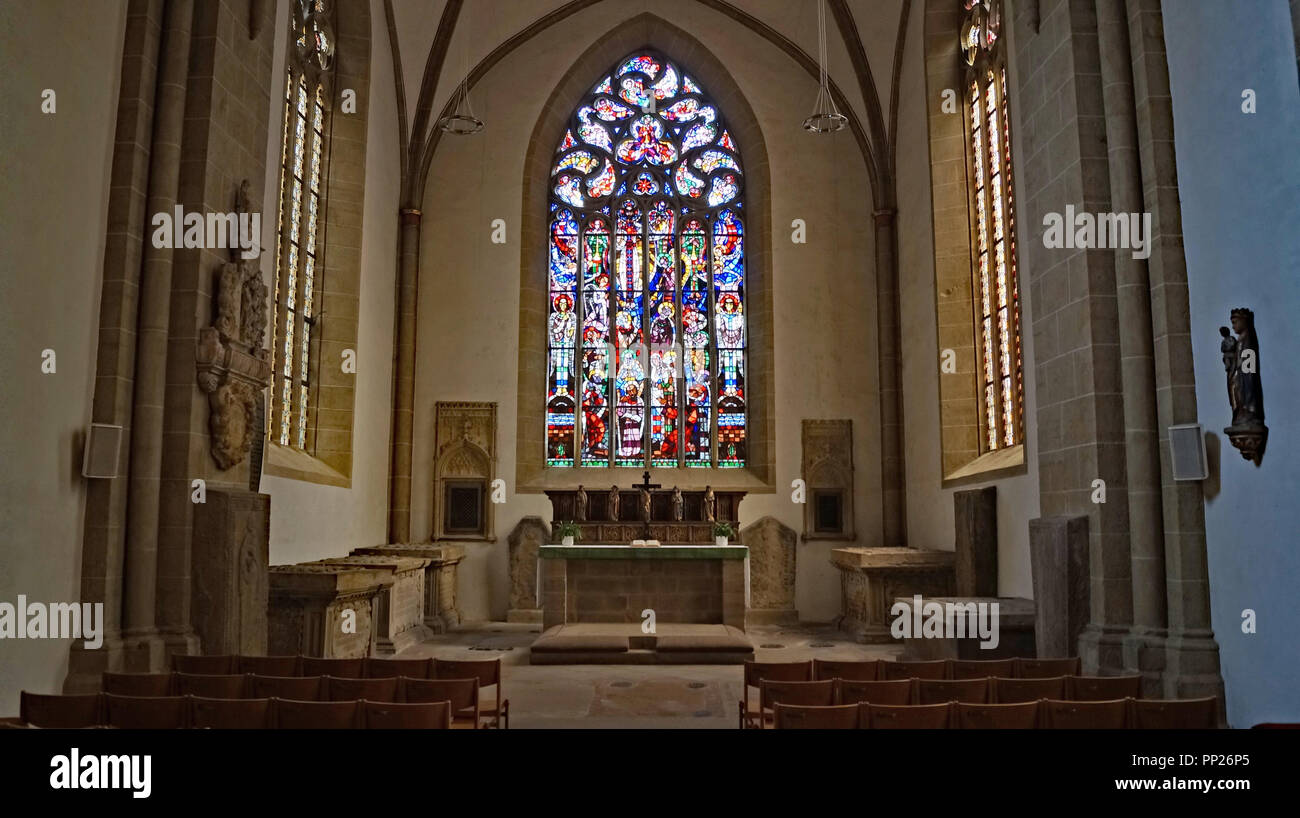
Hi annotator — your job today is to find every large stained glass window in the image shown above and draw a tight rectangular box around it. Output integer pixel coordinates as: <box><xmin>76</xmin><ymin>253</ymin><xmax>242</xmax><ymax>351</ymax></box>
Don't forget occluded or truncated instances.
<box><xmin>547</xmin><ymin>52</ymin><xmax>747</xmax><ymax>469</ymax></box>
<box><xmin>270</xmin><ymin>1</ymin><xmax>334</xmax><ymax>448</ymax></box>
<box><xmin>961</xmin><ymin>0</ymin><xmax>1022</xmax><ymax>451</ymax></box>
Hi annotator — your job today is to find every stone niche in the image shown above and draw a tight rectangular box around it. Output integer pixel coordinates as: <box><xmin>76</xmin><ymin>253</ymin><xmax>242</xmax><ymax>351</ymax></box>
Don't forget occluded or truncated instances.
<box><xmin>741</xmin><ymin>516</ymin><xmax>797</xmax><ymax>624</ymax></box>
<box><xmin>191</xmin><ymin>488</ymin><xmax>270</xmax><ymax>655</ymax></box>
<box><xmin>507</xmin><ymin>516</ymin><xmax>550</xmax><ymax>623</ymax></box>
<box><xmin>801</xmin><ymin>420</ymin><xmax>855</xmax><ymax>541</ymax></box>
<box><xmin>268</xmin><ymin>563</ymin><xmax>391</xmax><ymax>658</ymax></box>
<box><xmin>432</xmin><ymin>401</ymin><xmax>497</xmax><ymax>542</ymax></box>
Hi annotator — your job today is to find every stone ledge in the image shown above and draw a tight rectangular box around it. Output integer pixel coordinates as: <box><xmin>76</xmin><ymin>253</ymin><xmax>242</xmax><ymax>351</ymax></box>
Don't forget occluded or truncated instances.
<box><xmin>540</xmin><ymin>545</ymin><xmax>750</xmax><ymax>560</ymax></box>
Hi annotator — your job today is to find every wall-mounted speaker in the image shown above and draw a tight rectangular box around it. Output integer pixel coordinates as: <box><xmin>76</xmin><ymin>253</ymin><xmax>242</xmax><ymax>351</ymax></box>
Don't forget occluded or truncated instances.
<box><xmin>1169</xmin><ymin>423</ymin><xmax>1208</xmax><ymax>481</ymax></box>
<box><xmin>82</xmin><ymin>423</ymin><xmax>123</xmax><ymax>479</ymax></box>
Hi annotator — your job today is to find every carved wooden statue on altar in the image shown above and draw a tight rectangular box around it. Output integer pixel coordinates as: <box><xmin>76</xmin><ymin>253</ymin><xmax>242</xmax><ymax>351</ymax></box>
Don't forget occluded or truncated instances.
<box><xmin>546</xmin><ymin>476</ymin><xmax>745</xmax><ymax>545</ymax></box>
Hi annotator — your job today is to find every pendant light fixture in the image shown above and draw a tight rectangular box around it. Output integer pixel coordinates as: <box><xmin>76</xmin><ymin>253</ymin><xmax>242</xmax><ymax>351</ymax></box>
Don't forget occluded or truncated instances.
<box><xmin>438</xmin><ymin>7</ymin><xmax>484</xmax><ymax>135</ymax></box>
<box><xmin>803</xmin><ymin>0</ymin><xmax>847</xmax><ymax>133</ymax></box>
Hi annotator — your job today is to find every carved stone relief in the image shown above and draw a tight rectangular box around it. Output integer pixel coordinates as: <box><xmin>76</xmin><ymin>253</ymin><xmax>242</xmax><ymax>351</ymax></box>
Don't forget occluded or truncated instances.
<box><xmin>433</xmin><ymin>401</ymin><xmax>497</xmax><ymax>541</ymax></box>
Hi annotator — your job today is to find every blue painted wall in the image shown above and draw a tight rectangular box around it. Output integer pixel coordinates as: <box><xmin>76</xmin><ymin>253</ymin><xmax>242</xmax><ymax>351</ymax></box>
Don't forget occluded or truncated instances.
<box><xmin>1163</xmin><ymin>0</ymin><xmax>1300</xmax><ymax>727</ymax></box>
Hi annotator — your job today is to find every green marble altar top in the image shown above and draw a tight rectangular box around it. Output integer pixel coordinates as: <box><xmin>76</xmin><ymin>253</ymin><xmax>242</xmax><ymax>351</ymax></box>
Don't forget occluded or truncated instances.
<box><xmin>539</xmin><ymin>544</ymin><xmax>749</xmax><ymax>560</ymax></box>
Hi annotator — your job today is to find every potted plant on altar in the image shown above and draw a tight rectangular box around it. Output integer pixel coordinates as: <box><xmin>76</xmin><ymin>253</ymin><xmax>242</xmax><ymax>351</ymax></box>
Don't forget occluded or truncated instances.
<box><xmin>556</xmin><ymin>521</ymin><xmax>582</xmax><ymax>547</ymax></box>
<box><xmin>713</xmin><ymin>522</ymin><xmax>735</xmax><ymax>547</ymax></box>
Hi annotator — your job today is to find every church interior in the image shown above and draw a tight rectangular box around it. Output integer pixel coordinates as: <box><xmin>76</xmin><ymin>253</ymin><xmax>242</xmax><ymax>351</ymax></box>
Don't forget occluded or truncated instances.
<box><xmin>2</xmin><ymin>0</ymin><xmax>1298</xmax><ymax>738</ymax></box>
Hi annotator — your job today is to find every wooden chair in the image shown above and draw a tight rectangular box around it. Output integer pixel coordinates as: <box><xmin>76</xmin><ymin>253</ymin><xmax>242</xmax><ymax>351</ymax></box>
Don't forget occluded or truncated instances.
<box><xmin>237</xmin><ymin>655</ymin><xmax>300</xmax><ymax>676</ymax></box>
<box><xmin>273</xmin><ymin>698</ymin><xmax>360</xmax><ymax>729</ymax></box>
<box><xmin>248</xmin><ymin>674</ymin><xmax>322</xmax><ymax>701</ymax></box>
<box><xmin>950</xmin><ymin>658</ymin><xmax>1015</xmax><ymax>680</ymax></box>
<box><xmin>402</xmin><ymin>677</ymin><xmax>480</xmax><ymax>729</ymax></box>
<box><xmin>879</xmin><ymin>659</ymin><xmax>948</xmax><ymax>681</ymax></box>
<box><xmin>773</xmin><ymin>703</ymin><xmax>860</xmax><ymax>729</ymax></box>
<box><xmin>956</xmin><ymin>701</ymin><xmax>1040</xmax><ymax>729</ymax></box>
<box><xmin>993</xmin><ymin>675</ymin><xmax>1066</xmax><ymax>703</ymax></box>
<box><xmin>837</xmin><ymin>679</ymin><xmax>913</xmax><ymax>706</ymax></box>
<box><xmin>174</xmin><ymin>673</ymin><xmax>248</xmax><ymax>699</ymax></box>
<box><xmin>326</xmin><ymin>675</ymin><xmax>399</xmax><ymax>703</ymax></box>
<box><xmin>364</xmin><ymin>657</ymin><xmax>432</xmax><ymax>679</ymax></box>
<box><xmin>1131</xmin><ymin>698</ymin><xmax>1218</xmax><ymax>729</ymax></box>
<box><xmin>102</xmin><ymin>672</ymin><xmax>173</xmax><ymax>697</ymax></box>
<box><xmin>737</xmin><ymin>660</ymin><xmax>813</xmax><ymax>729</ymax></box>
<box><xmin>190</xmin><ymin>696</ymin><xmax>272</xmax><ymax>729</ymax></box>
<box><xmin>20</xmin><ymin>692</ymin><xmax>103</xmax><ymax>728</ymax></box>
<box><xmin>863</xmin><ymin>702</ymin><xmax>953</xmax><ymax>729</ymax></box>
<box><xmin>300</xmin><ymin>657</ymin><xmax>365</xmax><ymax>678</ymax></box>
<box><xmin>917</xmin><ymin>678</ymin><xmax>990</xmax><ymax>704</ymax></box>
<box><xmin>171</xmin><ymin>654</ymin><xmax>237</xmax><ymax>675</ymax></box>
<box><xmin>759</xmin><ymin>680</ymin><xmax>836</xmax><ymax>727</ymax></box>
<box><xmin>811</xmin><ymin>659</ymin><xmax>878</xmax><ymax>681</ymax></box>
<box><xmin>1042</xmin><ymin>698</ymin><xmax>1130</xmax><ymax>729</ymax></box>
<box><xmin>1068</xmin><ymin>675</ymin><xmax>1142</xmax><ymax>701</ymax></box>
<box><xmin>104</xmin><ymin>694</ymin><xmax>189</xmax><ymax>729</ymax></box>
<box><xmin>362</xmin><ymin>700</ymin><xmax>451</xmax><ymax>729</ymax></box>
<box><xmin>433</xmin><ymin>658</ymin><xmax>510</xmax><ymax>729</ymax></box>
<box><xmin>1015</xmin><ymin>657</ymin><xmax>1081</xmax><ymax>678</ymax></box>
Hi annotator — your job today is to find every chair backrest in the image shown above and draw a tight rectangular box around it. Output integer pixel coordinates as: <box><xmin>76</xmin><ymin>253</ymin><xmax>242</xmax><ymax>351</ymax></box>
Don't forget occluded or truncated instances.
<box><xmin>993</xmin><ymin>675</ymin><xmax>1066</xmax><ymax>703</ymax></box>
<box><xmin>273</xmin><ymin>698</ymin><xmax>360</xmax><ymax>729</ymax></box>
<box><xmin>879</xmin><ymin>659</ymin><xmax>948</xmax><ymax>681</ymax></box>
<box><xmin>837</xmin><ymin>679</ymin><xmax>913</xmax><ymax>706</ymax></box>
<box><xmin>864</xmin><ymin>702</ymin><xmax>953</xmax><ymax>729</ymax></box>
<box><xmin>811</xmin><ymin>659</ymin><xmax>878</xmax><ymax>681</ymax></box>
<box><xmin>1042</xmin><ymin>698</ymin><xmax>1130</xmax><ymax>729</ymax></box>
<box><xmin>300</xmin><ymin>657</ymin><xmax>365</xmax><ymax>678</ymax></box>
<box><xmin>1015</xmin><ymin>657</ymin><xmax>1081</xmax><ymax>678</ymax></box>
<box><xmin>174</xmin><ymin>673</ymin><xmax>248</xmax><ymax>699</ymax></box>
<box><xmin>365</xmin><ymin>657</ymin><xmax>432</xmax><ymax>679</ymax></box>
<box><xmin>402</xmin><ymin>677</ymin><xmax>479</xmax><ymax>711</ymax></box>
<box><xmin>956</xmin><ymin>701</ymin><xmax>1040</xmax><ymax>729</ymax></box>
<box><xmin>950</xmin><ymin>658</ymin><xmax>1016</xmax><ymax>680</ymax></box>
<box><xmin>362</xmin><ymin>700</ymin><xmax>451</xmax><ymax>729</ymax></box>
<box><xmin>171</xmin><ymin>654</ymin><xmax>237</xmax><ymax>675</ymax></box>
<box><xmin>190</xmin><ymin>696</ymin><xmax>272</xmax><ymax>729</ymax></box>
<box><xmin>20</xmin><ymin>692</ymin><xmax>102</xmax><ymax>728</ymax></box>
<box><xmin>102</xmin><ymin>672</ymin><xmax>173</xmax><ymax>697</ymax></box>
<box><xmin>773</xmin><ymin>703</ymin><xmax>860</xmax><ymax>729</ymax></box>
<box><xmin>917</xmin><ymin>678</ymin><xmax>990</xmax><ymax>705</ymax></box>
<box><xmin>1131</xmin><ymin>698</ymin><xmax>1218</xmax><ymax>729</ymax></box>
<box><xmin>1068</xmin><ymin>675</ymin><xmax>1142</xmax><ymax>701</ymax></box>
<box><xmin>760</xmin><ymin>679</ymin><xmax>837</xmax><ymax>710</ymax></box>
<box><xmin>248</xmin><ymin>674</ymin><xmax>323</xmax><ymax>701</ymax></box>
<box><xmin>237</xmin><ymin>655</ymin><xmax>301</xmax><ymax>676</ymax></box>
<box><xmin>433</xmin><ymin>658</ymin><xmax>502</xmax><ymax>689</ymax></box>
<box><xmin>326</xmin><ymin>675</ymin><xmax>399</xmax><ymax>703</ymax></box>
<box><xmin>104</xmin><ymin>694</ymin><xmax>189</xmax><ymax>729</ymax></box>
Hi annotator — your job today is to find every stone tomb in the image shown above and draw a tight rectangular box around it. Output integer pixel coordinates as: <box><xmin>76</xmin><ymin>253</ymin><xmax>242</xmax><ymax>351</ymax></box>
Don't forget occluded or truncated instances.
<box><xmin>303</xmin><ymin>555</ymin><xmax>433</xmax><ymax>654</ymax></box>
<box><xmin>896</xmin><ymin>596</ymin><xmax>1037</xmax><ymax>660</ymax></box>
<box><xmin>352</xmin><ymin>543</ymin><xmax>465</xmax><ymax>632</ymax></box>
<box><xmin>831</xmin><ymin>547</ymin><xmax>956</xmax><ymax>643</ymax></box>
<box><xmin>268</xmin><ymin>563</ymin><xmax>391</xmax><ymax>658</ymax></box>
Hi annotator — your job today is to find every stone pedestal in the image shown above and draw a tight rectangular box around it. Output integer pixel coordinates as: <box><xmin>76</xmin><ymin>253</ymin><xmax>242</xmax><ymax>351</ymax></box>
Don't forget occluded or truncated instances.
<box><xmin>1029</xmin><ymin>516</ymin><xmax>1090</xmax><ymax>659</ymax></box>
<box><xmin>507</xmin><ymin>517</ymin><xmax>549</xmax><ymax>623</ymax></box>
<box><xmin>354</xmin><ymin>543</ymin><xmax>465</xmax><ymax>632</ymax></box>
<box><xmin>830</xmin><ymin>547</ymin><xmax>956</xmax><ymax>643</ymax></box>
<box><xmin>191</xmin><ymin>488</ymin><xmax>270</xmax><ymax>656</ymax></box>
<box><xmin>268</xmin><ymin>564</ymin><xmax>392</xmax><ymax>657</ymax></box>
<box><xmin>741</xmin><ymin>516</ymin><xmax>798</xmax><ymax>624</ymax></box>
<box><xmin>311</xmin><ymin>555</ymin><xmax>432</xmax><ymax>654</ymax></box>
<box><xmin>954</xmin><ymin>487</ymin><xmax>998</xmax><ymax>597</ymax></box>
<box><xmin>897</xmin><ymin>596</ymin><xmax>1036</xmax><ymax>659</ymax></box>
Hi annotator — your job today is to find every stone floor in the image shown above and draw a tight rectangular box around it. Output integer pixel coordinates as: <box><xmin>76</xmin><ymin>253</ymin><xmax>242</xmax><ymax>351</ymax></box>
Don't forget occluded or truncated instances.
<box><xmin>399</xmin><ymin>622</ymin><xmax>901</xmax><ymax>729</ymax></box>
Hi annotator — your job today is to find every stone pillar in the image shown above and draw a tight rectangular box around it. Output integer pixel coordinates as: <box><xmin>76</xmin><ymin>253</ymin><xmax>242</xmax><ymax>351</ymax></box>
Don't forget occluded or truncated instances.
<box><xmin>191</xmin><ymin>489</ymin><xmax>269</xmax><ymax>655</ymax></box>
<box><xmin>874</xmin><ymin>209</ymin><xmax>907</xmax><ymax>547</ymax></box>
<box><xmin>508</xmin><ymin>517</ymin><xmax>549</xmax><ymax>623</ymax></box>
<box><xmin>953</xmin><ymin>487</ymin><xmax>998</xmax><ymax>597</ymax></box>
<box><xmin>740</xmin><ymin>516</ymin><xmax>797</xmax><ymax>624</ymax></box>
<box><xmin>388</xmin><ymin>209</ymin><xmax>421</xmax><ymax>543</ymax></box>
<box><xmin>1029</xmin><ymin>516</ymin><xmax>1090</xmax><ymax>659</ymax></box>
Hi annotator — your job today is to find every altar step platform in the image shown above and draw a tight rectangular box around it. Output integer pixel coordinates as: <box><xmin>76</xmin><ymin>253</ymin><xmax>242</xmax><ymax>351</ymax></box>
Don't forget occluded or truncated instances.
<box><xmin>530</xmin><ymin>623</ymin><xmax>754</xmax><ymax>665</ymax></box>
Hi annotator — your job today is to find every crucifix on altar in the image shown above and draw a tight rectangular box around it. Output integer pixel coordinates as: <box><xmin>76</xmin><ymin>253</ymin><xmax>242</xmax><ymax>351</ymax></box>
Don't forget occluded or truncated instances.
<box><xmin>635</xmin><ymin>471</ymin><xmax>660</xmax><ymax>537</ymax></box>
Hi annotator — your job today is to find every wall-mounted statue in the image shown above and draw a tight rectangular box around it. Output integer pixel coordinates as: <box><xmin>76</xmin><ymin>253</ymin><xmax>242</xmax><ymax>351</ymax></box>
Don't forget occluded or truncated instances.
<box><xmin>575</xmin><ymin>485</ymin><xmax>587</xmax><ymax>522</ymax></box>
<box><xmin>703</xmin><ymin>485</ymin><xmax>716</xmax><ymax>522</ymax></box>
<box><xmin>1221</xmin><ymin>308</ymin><xmax>1267</xmax><ymax>463</ymax></box>
<box><xmin>639</xmin><ymin>487</ymin><xmax>652</xmax><ymax>522</ymax></box>
<box><xmin>671</xmin><ymin>486</ymin><xmax>684</xmax><ymax>521</ymax></box>
<box><xmin>607</xmin><ymin>485</ymin><xmax>620</xmax><ymax>521</ymax></box>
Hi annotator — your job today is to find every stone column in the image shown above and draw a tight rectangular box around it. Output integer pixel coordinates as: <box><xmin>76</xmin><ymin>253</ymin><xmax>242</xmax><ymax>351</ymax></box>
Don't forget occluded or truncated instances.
<box><xmin>120</xmin><ymin>0</ymin><xmax>192</xmax><ymax>671</ymax></box>
<box><xmin>388</xmin><ymin>209</ymin><xmax>421</xmax><ymax>543</ymax></box>
<box><xmin>874</xmin><ymin>208</ymin><xmax>907</xmax><ymax>547</ymax></box>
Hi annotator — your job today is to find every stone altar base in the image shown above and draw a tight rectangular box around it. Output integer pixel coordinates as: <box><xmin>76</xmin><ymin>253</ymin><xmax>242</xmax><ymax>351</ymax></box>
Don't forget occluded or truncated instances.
<box><xmin>896</xmin><ymin>596</ymin><xmax>1036</xmax><ymax>660</ymax></box>
<box><xmin>831</xmin><ymin>547</ymin><xmax>956</xmax><ymax>643</ymax></box>
<box><xmin>530</xmin><ymin>623</ymin><xmax>754</xmax><ymax>665</ymax></box>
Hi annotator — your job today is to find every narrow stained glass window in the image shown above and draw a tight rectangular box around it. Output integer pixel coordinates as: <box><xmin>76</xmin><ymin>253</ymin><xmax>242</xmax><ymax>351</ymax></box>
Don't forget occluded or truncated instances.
<box><xmin>547</xmin><ymin>51</ymin><xmax>746</xmax><ymax>469</ymax></box>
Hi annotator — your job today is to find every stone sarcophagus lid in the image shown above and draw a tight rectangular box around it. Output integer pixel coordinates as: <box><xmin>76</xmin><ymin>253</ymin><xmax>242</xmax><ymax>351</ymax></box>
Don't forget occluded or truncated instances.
<box><xmin>353</xmin><ymin>544</ymin><xmax>465</xmax><ymax>632</ymax></box>
<box><xmin>268</xmin><ymin>563</ymin><xmax>392</xmax><ymax>658</ymax></box>
<box><xmin>303</xmin><ymin>555</ymin><xmax>433</xmax><ymax>654</ymax></box>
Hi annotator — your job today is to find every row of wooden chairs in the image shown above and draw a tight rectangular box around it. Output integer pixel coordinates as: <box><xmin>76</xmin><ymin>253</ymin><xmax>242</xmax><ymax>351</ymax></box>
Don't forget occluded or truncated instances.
<box><xmin>799</xmin><ymin>657</ymin><xmax>1083</xmax><ymax>682</ymax></box>
<box><xmin>772</xmin><ymin>698</ymin><xmax>1219</xmax><ymax>729</ymax></box>
<box><xmin>14</xmin><ymin>692</ymin><xmax>456</xmax><ymax>729</ymax></box>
